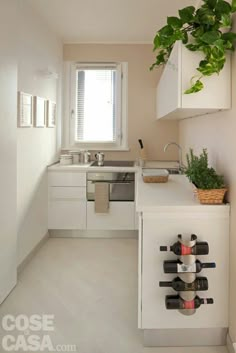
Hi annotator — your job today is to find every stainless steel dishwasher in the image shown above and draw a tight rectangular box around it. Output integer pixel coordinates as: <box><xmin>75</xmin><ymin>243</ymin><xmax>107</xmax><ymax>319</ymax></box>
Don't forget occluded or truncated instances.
<box><xmin>87</xmin><ymin>172</ymin><xmax>135</xmax><ymax>202</ymax></box>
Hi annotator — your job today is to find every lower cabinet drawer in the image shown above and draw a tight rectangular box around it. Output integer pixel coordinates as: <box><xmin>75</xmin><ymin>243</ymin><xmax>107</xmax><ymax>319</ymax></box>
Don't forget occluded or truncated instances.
<box><xmin>48</xmin><ymin>172</ymin><xmax>86</xmax><ymax>187</ymax></box>
<box><xmin>48</xmin><ymin>200</ymin><xmax>86</xmax><ymax>229</ymax></box>
<box><xmin>87</xmin><ymin>201</ymin><xmax>135</xmax><ymax>230</ymax></box>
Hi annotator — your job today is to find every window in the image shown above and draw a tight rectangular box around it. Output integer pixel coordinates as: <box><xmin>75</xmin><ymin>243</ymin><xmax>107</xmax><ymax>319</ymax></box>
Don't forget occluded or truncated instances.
<box><xmin>69</xmin><ymin>62</ymin><xmax>128</xmax><ymax>150</ymax></box>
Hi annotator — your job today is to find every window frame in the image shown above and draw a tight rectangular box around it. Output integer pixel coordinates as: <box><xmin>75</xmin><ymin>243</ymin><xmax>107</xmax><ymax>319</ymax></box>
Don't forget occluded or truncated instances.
<box><xmin>66</xmin><ymin>61</ymin><xmax>128</xmax><ymax>151</ymax></box>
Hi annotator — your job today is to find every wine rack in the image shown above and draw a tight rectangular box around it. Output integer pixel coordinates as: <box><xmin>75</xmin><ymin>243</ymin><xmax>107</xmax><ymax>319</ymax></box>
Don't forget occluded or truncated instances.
<box><xmin>159</xmin><ymin>234</ymin><xmax>215</xmax><ymax>315</ymax></box>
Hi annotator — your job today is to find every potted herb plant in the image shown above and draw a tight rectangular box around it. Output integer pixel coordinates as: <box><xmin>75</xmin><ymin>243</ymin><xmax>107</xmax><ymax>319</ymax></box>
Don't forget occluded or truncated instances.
<box><xmin>184</xmin><ymin>148</ymin><xmax>227</xmax><ymax>204</ymax></box>
<box><xmin>151</xmin><ymin>0</ymin><xmax>236</xmax><ymax>93</ymax></box>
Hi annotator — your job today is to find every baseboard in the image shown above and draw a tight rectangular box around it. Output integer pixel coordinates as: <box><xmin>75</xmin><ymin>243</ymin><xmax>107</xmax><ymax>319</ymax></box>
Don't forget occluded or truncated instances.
<box><xmin>49</xmin><ymin>229</ymin><xmax>138</xmax><ymax>238</ymax></box>
<box><xmin>227</xmin><ymin>334</ymin><xmax>236</xmax><ymax>353</ymax></box>
<box><xmin>17</xmin><ymin>232</ymin><xmax>49</xmax><ymax>275</ymax></box>
<box><xmin>143</xmin><ymin>328</ymin><xmax>227</xmax><ymax>347</ymax></box>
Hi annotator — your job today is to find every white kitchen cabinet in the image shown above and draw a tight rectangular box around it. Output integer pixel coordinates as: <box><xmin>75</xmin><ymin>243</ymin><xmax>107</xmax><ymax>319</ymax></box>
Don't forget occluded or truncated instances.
<box><xmin>48</xmin><ymin>200</ymin><xmax>86</xmax><ymax>229</ymax></box>
<box><xmin>140</xmin><ymin>212</ymin><xmax>229</xmax><ymax>330</ymax></box>
<box><xmin>138</xmin><ymin>210</ymin><xmax>229</xmax><ymax>346</ymax></box>
<box><xmin>49</xmin><ymin>186</ymin><xmax>86</xmax><ymax>200</ymax></box>
<box><xmin>157</xmin><ymin>41</ymin><xmax>231</xmax><ymax>120</ymax></box>
<box><xmin>48</xmin><ymin>171</ymin><xmax>86</xmax><ymax>229</ymax></box>
<box><xmin>48</xmin><ymin>171</ymin><xmax>86</xmax><ymax>187</ymax></box>
<box><xmin>87</xmin><ymin>202</ymin><xmax>135</xmax><ymax>230</ymax></box>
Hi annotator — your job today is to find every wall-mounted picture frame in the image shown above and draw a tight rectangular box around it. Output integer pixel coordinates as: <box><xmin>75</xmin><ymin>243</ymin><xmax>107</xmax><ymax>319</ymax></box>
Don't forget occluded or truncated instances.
<box><xmin>46</xmin><ymin>100</ymin><xmax>56</xmax><ymax>128</ymax></box>
<box><xmin>34</xmin><ymin>96</ymin><xmax>46</xmax><ymax>128</ymax></box>
<box><xmin>17</xmin><ymin>92</ymin><xmax>33</xmax><ymax>128</ymax></box>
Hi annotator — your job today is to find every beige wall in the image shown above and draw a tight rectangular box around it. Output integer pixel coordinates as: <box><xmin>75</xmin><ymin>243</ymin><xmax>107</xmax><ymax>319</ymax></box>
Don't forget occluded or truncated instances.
<box><xmin>17</xmin><ymin>1</ymin><xmax>62</xmax><ymax>265</ymax></box>
<box><xmin>179</xmin><ymin>56</ymin><xmax>236</xmax><ymax>341</ymax></box>
<box><xmin>63</xmin><ymin>44</ymin><xmax>179</xmax><ymax>161</ymax></box>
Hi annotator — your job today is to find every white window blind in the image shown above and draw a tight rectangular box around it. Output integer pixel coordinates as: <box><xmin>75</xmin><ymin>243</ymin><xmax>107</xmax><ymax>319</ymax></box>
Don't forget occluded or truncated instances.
<box><xmin>75</xmin><ymin>64</ymin><xmax>120</xmax><ymax>144</ymax></box>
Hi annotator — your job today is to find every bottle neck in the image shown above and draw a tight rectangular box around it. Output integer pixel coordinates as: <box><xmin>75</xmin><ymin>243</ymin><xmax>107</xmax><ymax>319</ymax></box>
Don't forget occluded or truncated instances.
<box><xmin>159</xmin><ymin>281</ymin><xmax>172</xmax><ymax>287</ymax></box>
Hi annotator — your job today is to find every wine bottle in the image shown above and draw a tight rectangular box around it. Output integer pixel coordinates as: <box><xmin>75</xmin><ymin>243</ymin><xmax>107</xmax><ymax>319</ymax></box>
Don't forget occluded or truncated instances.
<box><xmin>165</xmin><ymin>295</ymin><xmax>214</xmax><ymax>310</ymax></box>
<box><xmin>160</xmin><ymin>240</ymin><xmax>209</xmax><ymax>255</ymax></box>
<box><xmin>163</xmin><ymin>259</ymin><xmax>216</xmax><ymax>273</ymax></box>
<box><xmin>159</xmin><ymin>276</ymin><xmax>208</xmax><ymax>291</ymax></box>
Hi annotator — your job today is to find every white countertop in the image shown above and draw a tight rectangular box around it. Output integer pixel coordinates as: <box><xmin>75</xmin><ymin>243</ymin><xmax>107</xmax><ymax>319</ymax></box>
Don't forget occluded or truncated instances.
<box><xmin>47</xmin><ymin>162</ymin><xmax>139</xmax><ymax>173</ymax></box>
<box><xmin>48</xmin><ymin>162</ymin><xmax>230</xmax><ymax>214</ymax></box>
<box><xmin>136</xmin><ymin>172</ymin><xmax>230</xmax><ymax>213</ymax></box>
<box><xmin>48</xmin><ymin>160</ymin><xmax>180</xmax><ymax>173</ymax></box>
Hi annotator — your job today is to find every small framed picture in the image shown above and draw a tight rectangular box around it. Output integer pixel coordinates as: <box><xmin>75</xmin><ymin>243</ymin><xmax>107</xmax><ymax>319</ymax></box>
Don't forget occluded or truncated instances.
<box><xmin>34</xmin><ymin>96</ymin><xmax>46</xmax><ymax>127</ymax></box>
<box><xmin>17</xmin><ymin>92</ymin><xmax>33</xmax><ymax>127</ymax></box>
<box><xmin>46</xmin><ymin>100</ymin><xmax>56</xmax><ymax>127</ymax></box>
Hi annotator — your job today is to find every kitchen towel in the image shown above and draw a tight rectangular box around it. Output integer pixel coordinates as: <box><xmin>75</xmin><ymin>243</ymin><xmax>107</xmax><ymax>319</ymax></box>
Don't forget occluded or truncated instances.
<box><xmin>95</xmin><ymin>182</ymin><xmax>109</xmax><ymax>213</ymax></box>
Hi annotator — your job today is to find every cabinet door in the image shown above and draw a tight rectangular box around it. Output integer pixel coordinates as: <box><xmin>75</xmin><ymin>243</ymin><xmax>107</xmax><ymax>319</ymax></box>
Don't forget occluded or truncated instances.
<box><xmin>156</xmin><ymin>42</ymin><xmax>181</xmax><ymax>119</ymax></box>
<box><xmin>87</xmin><ymin>202</ymin><xmax>135</xmax><ymax>230</ymax></box>
<box><xmin>48</xmin><ymin>200</ymin><xmax>86</xmax><ymax>229</ymax></box>
<box><xmin>141</xmin><ymin>213</ymin><xmax>229</xmax><ymax>329</ymax></box>
<box><xmin>181</xmin><ymin>44</ymin><xmax>231</xmax><ymax>110</ymax></box>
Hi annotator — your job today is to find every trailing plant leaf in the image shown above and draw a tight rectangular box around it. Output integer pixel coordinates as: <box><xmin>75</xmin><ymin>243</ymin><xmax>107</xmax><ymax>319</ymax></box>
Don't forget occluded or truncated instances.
<box><xmin>167</xmin><ymin>16</ymin><xmax>182</xmax><ymax>29</ymax></box>
<box><xmin>195</xmin><ymin>8</ymin><xmax>216</xmax><ymax>25</ymax></box>
<box><xmin>203</xmin><ymin>0</ymin><xmax>217</xmax><ymax>10</ymax></box>
<box><xmin>151</xmin><ymin>0</ymin><xmax>236</xmax><ymax>93</ymax></box>
<box><xmin>184</xmin><ymin>79</ymin><xmax>204</xmax><ymax>94</ymax></box>
<box><xmin>220</xmin><ymin>13</ymin><xmax>232</xmax><ymax>28</ymax></box>
<box><xmin>232</xmin><ymin>0</ymin><xmax>236</xmax><ymax>12</ymax></box>
<box><xmin>215</xmin><ymin>0</ymin><xmax>232</xmax><ymax>19</ymax></box>
<box><xmin>201</xmin><ymin>31</ymin><xmax>221</xmax><ymax>44</ymax></box>
<box><xmin>178</xmin><ymin>6</ymin><xmax>195</xmax><ymax>23</ymax></box>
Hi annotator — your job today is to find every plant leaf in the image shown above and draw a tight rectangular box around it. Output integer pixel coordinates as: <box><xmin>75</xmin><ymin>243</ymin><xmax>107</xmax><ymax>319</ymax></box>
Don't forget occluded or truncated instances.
<box><xmin>153</xmin><ymin>34</ymin><xmax>161</xmax><ymax>50</ymax></box>
<box><xmin>186</xmin><ymin>43</ymin><xmax>201</xmax><ymax>51</ymax></box>
<box><xmin>167</xmin><ymin>16</ymin><xmax>182</xmax><ymax>29</ymax></box>
<box><xmin>178</xmin><ymin>6</ymin><xmax>195</xmax><ymax>24</ymax></box>
<box><xmin>232</xmin><ymin>0</ymin><xmax>236</xmax><ymax>12</ymax></box>
<box><xmin>222</xmin><ymin>32</ymin><xmax>236</xmax><ymax>42</ymax></box>
<box><xmin>184</xmin><ymin>80</ymin><xmax>204</xmax><ymax>94</ymax></box>
<box><xmin>150</xmin><ymin>50</ymin><xmax>168</xmax><ymax>70</ymax></box>
<box><xmin>201</xmin><ymin>30</ymin><xmax>221</xmax><ymax>44</ymax></box>
<box><xmin>196</xmin><ymin>8</ymin><xmax>216</xmax><ymax>25</ymax></box>
<box><xmin>182</xmin><ymin>31</ymin><xmax>188</xmax><ymax>44</ymax></box>
<box><xmin>158</xmin><ymin>24</ymin><xmax>174</xmax><ymax>37</ymax></box>
<box><xmin>220</xmin><ymin>13</ymin><xmax>232</xmax><ymax>27</ymax></box>
<box><xmin>202</xmin><ymin>0</ymin><xmax>217</xmax><ymax>9</ymax></box>
<box><xmin>215</xmin><ymin>0</ymin><xmax>232</xmax><ymax>18</ymax></box>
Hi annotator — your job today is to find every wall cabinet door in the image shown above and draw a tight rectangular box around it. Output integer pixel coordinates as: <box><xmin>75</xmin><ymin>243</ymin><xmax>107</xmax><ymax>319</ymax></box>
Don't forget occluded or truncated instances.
<box><xmin>141</xmin><ymin>213</ymin><xmax>229</xmax><ymax>329</ymax></box>
<box><xmin>156</xmin><ymin>41</ymin><xmax>231</xmax><ymax>120</ymax></box>
<box><xmin>48</xmin><ymin>200</ymin><xmax>86</xmax><ymax>229</ymax></box>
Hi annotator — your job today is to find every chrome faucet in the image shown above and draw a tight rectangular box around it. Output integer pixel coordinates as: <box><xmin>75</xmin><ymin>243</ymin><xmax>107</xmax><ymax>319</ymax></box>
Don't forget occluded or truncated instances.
<box><xmin>164</xmin><ymin>142</ymin><xmax>183</xmax><ymax>172</ymax></box>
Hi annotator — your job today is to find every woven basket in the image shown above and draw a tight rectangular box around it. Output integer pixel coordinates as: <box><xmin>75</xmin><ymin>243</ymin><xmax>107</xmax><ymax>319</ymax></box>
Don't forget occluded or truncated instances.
<box><xmin>195</xmin><ymin>188</ymin><xmax>227</xmax><ymax>204</ymax></box>
<box><xmin>142</xmin><ymin>175</ymin><xmax>169</xmax><ymax>183</ymax></box>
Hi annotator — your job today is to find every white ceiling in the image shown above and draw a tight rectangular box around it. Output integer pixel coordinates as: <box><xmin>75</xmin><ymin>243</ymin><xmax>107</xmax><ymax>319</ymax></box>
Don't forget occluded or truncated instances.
<box><xmin>27</xmin><ymin>0</ymin><xmax>196</xmax><ymax>43</ymax></box>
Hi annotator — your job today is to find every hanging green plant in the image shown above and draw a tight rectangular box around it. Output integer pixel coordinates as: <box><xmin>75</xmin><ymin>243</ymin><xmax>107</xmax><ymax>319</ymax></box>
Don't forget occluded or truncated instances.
<box><xmin>151</xmin><ymin>0</ymin><xmax>236</xmax><ymax>94</ymax></box>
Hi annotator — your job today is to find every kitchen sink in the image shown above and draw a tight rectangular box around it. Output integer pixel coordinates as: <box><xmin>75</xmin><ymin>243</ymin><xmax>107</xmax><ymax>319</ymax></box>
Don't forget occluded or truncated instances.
<box><xmin>142</xmin><ymin>167</ymin><xmax>183</xmax><ymax>175</ymax></box>
<box><xmin>90</xmin><ymin>160</ymin><xmax>135</xmax><ymax>167</ymax></box>
<box><xmin>167</xmin><ymin>168</ymin><xmax>182</xmax><ymax>175</ymax></box>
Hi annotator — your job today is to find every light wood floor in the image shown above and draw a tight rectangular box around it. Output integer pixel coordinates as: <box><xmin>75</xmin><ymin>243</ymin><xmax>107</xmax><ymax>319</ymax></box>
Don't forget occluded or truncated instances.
<box><xmin>0</xmin><ymin>238</ymin><xmax>229</xmax><ymax>353</ymax></box>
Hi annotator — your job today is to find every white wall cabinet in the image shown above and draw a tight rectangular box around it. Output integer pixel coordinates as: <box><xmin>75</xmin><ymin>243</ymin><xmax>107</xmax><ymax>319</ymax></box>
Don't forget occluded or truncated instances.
<box><xmin>156</xmin><ymin>41</ymin><xmax>231</xmax><ymax>120</ymax></box>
